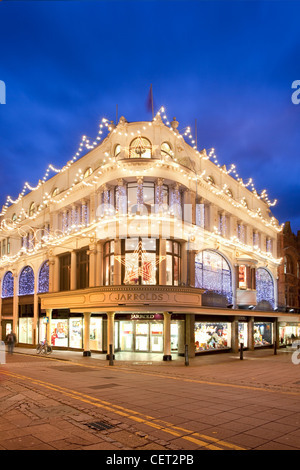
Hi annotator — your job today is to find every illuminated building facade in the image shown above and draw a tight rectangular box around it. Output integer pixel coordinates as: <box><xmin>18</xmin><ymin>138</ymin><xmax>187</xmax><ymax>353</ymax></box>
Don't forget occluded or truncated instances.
<box><xmin>0</xmin><ymin>110</ymin><xmax>298</xmax><ymax>359</ymax></box>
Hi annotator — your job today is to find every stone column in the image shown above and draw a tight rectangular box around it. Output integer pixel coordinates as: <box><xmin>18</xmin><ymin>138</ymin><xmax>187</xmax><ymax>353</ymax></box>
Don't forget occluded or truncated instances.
<box><xmin>13</xmin><ymin>273</ymin><xmax>18</xmax><ymax>339</ymax></box>
<box><xmin>231</xmin><ymin>317</ymin><xmax>239</xmax><ymax>353</ymax></box>
<box><xmin>163</xmin><ymin>312</ymin><xmax>172</xmax><ymax>361</ymax></box>
<box><xmin>106</xmin><ymin>311</ymin><xmax>115</xmax><ymax>360</ymax></box>
<box><xmin>248</xmin><ymin>316</ymin><xmax>255</xmax><ymax>350</ymax></box>
<box><xmin>185</xmin><ymin>314</ymin><xmax>195</xmax><ymax>358</ymax></box>
<box><xmin>159</xmin><ymin>238</ymin><xmax>167</xmax><ymax>285</ymax></box>
<box><xmin>70</xmin><ymin>250</ymin><xmax>77</xmax><ymax>291</ymax></box>
<box><xmin>46</xmin><ymin>309</ymin><xmax>52</xmax><ymax>344</ymax></box>
<box><xmin>83</xmin><ymin>312</ymin><xmax>91</xmax><ymax>356</ymax></box>
<box><xmin>88</xmin><ymin>245</ymin><xmax>96</xmax><ymax>288</ymax></box>
<box><xmin>96</xmin><ymin>242</ymin><xmax>103</xmax><ymax>286</ymax></box>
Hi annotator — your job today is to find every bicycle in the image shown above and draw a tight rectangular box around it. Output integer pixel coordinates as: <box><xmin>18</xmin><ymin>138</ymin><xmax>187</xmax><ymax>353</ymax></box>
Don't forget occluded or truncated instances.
<box><xmin>36</xmin><ymin>340</ymin><xmax>52</xmax><ymax>355</ymax></box>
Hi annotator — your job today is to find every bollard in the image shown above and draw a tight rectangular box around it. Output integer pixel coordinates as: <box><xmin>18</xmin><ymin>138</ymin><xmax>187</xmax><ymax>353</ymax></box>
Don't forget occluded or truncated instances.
<box><xmin>274</xmin><ymin>340</ymin><xmax>277</xmax><ymax>355</ymax></box>
<box><xmin>240</xmin><ymin>343</ymin><xmax>244</xmax><ymax>360</ymax></box>
<box><xmin>109</xmin><ymin>344</ymin><xmax>114</xmax><ymax>366</ymax></box>
<box><xmin>185</xmin><ymin>344</ymin><xmax>189</xmax><ymax>366</ymax></box>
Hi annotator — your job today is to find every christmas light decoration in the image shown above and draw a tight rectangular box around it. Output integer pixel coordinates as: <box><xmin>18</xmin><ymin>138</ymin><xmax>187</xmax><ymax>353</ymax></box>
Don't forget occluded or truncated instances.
<box><xmin>38</xmin><ymin>260</ymin><xmax>49</xmax><ymax>294</ymax></box>
<box><xmin>19</xmin><ymin>266</ymin><xmax>35</xmax><ymax>296</ymax></box>
<box><xmin>2</xmin><ymin>271</ymin><xmax>14</xmax><ymax>298</ymax></box>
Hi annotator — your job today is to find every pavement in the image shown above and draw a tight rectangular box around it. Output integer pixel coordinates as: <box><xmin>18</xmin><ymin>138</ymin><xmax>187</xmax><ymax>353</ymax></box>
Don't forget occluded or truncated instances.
<box><xmin>0</xmin><ymin>345</ymin><xmax>299</xmax><ymax>452</ymax></box>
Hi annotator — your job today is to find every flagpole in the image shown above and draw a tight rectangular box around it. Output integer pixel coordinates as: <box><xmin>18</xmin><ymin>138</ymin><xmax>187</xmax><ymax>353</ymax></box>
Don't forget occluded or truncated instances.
<box><xmin>151</xmin><ymin>84</ymin><xmax>154</xmax><ymax>119</ymax></box>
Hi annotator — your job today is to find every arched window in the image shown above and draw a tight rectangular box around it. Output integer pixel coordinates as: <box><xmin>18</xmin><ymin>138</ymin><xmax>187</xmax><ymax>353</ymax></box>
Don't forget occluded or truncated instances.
<box><xmin>19</xmin><ymin>266</ymin><xmax>35</xmax><ymax>296</ymax></box>
<box><xmin>29</xmin><ymin>202</ymin><xmax>36</xmax><ymax>217</ymax></box>
<box><xmin>114</xmin><ymin>144</ymin><xmax>121</xmax><ymax>157</ymax></box>
<box><xmin>161</xmin><ymin>142</ymin><xmax>172</xmax><ymax>158</ymax></box>
<box><xmin>129</xmin><ymin>137</ymin><xmax>152</xmax><ymax>159</ymax></box>
<box><xmin>207</xmin><ymin>175</ymin><xmax>215</xmax><ymax>185</ymax></box>
<box><xmin>38</xmin><ymin>261</ymin><xmax>49</xmax><ymax>293</ymax></box>
<box><xmin>2</xmin><ymin>271</ymin><xmax>14</xmax><ymax>298</ymax></box>
<box><xmin>284</xmin><ymin>255</ymin><xmax>294</xmax><ymax>275</ymax></box>
<box><xmin>256</xmin><ymin>268</ymin><xmax>275</xmax><ymax>309</ymax></box>
<box><xmin>83</xmin><ymin>167</ymin><xmax>92</xmax><ymax>179</ymax></box>
<box><xmin>195</xmin><ymin>250</ymin><xmax>233</xmax><ymax>303</ymax></box>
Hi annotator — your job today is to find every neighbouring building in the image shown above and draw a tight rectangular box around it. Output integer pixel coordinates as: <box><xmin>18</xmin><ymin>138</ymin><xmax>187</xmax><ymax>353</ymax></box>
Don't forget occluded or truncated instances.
<box><xmin>277</xmin><ymin>222</ymin><xmax>300</xmax><ymax>345</ymax></box>
<box><xmin>0</xmin><ymin>111</ymin><xmax>299</xmax><ymax>360</ymax></box>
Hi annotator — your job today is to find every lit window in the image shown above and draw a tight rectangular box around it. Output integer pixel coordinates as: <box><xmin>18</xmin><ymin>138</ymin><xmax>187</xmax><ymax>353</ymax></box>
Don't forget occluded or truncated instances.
<box><xmin>114</xmin><ymin>144</ymin><xmax>121</xmax><ymax>157</ymax></box>
<box><xmin>129</xmin><ymin>137</ymin><xmax>152</xmax><ymax>159</ymax></box>
<box><xmin>29</xmin><ymin>202</ymin><xmax>36</xmax><ymax>217</ymax></box>
<box><xmin>161</xmin><ymin>142</ymin><xmax>172</xmax><ymax>158</ymax></box>
<box><xmin>83</xmin><ymin>167</ymin><xmax>92</xmax><ymax>178</ymax></box>
<box><xmin>52</xmin><ymin>188</ymin><xmax>59</xmax><ymax>197</ymax></box>
<box><xmin>195</xmin><ymin>250</ymin><xmax>232</xmax><ymax>303</ymax></box>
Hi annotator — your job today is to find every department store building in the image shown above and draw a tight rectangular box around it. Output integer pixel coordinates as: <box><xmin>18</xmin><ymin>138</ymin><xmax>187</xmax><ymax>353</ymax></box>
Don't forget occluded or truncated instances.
<box><xmin>1</xmin><ymin>113</ymin><xmax>298</xmax><ymax>360</ymax></box>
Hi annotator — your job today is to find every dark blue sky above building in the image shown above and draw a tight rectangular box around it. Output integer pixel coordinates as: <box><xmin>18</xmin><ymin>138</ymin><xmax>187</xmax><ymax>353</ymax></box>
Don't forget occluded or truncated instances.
<box><xmin>0</xmin><ymin>0</ymin><xmax>299</xmax><ymax>232</ymax></box>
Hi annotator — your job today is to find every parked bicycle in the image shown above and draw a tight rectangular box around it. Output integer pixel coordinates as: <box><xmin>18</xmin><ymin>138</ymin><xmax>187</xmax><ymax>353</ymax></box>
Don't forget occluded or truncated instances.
<box><xmin>36</xmin><ymin>340</ymin><xmax>52</xmax><ymax>355</ymax></box>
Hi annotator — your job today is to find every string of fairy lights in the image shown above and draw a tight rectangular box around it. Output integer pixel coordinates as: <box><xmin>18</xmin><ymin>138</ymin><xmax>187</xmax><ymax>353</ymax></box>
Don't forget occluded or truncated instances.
<box><xmin>0</xmin><ymin>104</ymin><xmax>283</xmax><ymax>269</ymax></box>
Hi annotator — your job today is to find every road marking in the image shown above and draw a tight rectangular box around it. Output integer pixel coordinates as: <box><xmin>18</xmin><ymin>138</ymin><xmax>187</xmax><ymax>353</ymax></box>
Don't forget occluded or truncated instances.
<box><xmin>0</xmin><ymin>370</ymin><xmax>245</xmax><ymax>451</ymax></box>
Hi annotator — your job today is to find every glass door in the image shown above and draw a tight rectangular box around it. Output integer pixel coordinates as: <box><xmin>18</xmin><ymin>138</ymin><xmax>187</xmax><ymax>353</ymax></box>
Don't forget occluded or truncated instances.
<box><xmin>120</xmin><ymin>321</ymin><xmax>133</xmax><ymax>351</ymax></box>
<box><xmin>135</xmin><ymin>322</ymin><xmax>149</xmax><ymax>351</ymax></box>
<box><xmin>150</xmin><ymin>322</ymin><xmax>163</xmax><ymax>352</ymax></box>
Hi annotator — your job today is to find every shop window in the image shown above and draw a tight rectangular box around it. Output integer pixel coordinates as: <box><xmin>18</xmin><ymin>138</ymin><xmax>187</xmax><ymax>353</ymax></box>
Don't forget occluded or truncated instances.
<box><xmin>2</xmin><ymin>271</ymin><xmax>14</xmax><ymax>298</ymax></box>
<box><xmin>166</xmin><ymin>240</ymin><xmax>181</xmax><ymax>286</ymax></box>
<box><xmin>19</xmin><ymin>266</ymin><xmax>35</xmax><ymax>296</ymax></box>
<box><xmin>38</xmin><ymin>261</ymin><xmax>49</xmax><ymax>294</ymax></box>
<box><xmin>254</xmin><ymin>322</ymin><xmax>273</xmax><ymax>346</ymax></box>
<box><xmin>256</xmin><ymin>268</ymin><xmax>275</xmax><ymax>309</ymax></box>
<box><xmin>129</xmin><ymin>137</ymin><xmax>152</xmax><ymax>159</ymax></box>
<box><xmin>195</xmin><ymin>322</ymin><xmax>231</xmax><ymax>351</ymax></box>
<box><xmin>19</xmin><ymin>317</ymin><xmax>33</xmax><ymax>344</ymax></box>
<box><xmin>195</xmin><ymin>250</ymin><xmax>233</xmax><ymax>304</ymax></box>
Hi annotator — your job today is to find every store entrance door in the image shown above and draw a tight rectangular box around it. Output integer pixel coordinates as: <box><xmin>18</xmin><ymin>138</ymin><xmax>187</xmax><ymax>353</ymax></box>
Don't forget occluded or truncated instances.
<box><xmin>135</xmin><ymin>322</ymin><xmax>149</xmax><ymax>351</ymax></box>
<box><xmin>1</xmin><ymin>321</ymin><xmax>12</xmax><ymax>342</ymax></box>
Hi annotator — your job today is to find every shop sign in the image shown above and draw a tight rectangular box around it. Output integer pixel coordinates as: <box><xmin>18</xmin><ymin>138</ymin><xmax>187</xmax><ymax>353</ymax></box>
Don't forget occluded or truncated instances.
<box><xmin>113</xmin><ymin>292</ymin><xmax>165</xmax><ymax>303</ymax></box>
<box><xmin>130</xmin><ymin>314</ymin><xmax>163</xmax><ymax>320</ymax></box>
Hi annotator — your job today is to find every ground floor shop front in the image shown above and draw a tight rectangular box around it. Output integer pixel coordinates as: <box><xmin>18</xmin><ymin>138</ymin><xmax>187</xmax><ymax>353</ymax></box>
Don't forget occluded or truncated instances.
<box><xmin>3</xmin><ymin>309</ymin><xmax>299</xmax><ymax>361</ymax></box>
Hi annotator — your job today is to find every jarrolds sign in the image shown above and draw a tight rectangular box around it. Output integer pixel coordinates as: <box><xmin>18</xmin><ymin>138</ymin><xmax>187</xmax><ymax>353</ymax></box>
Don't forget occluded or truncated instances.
<box><xmin>40</xmin><ymin>286</ymin><xmax>203</xmax><ymax>311</ymax></box>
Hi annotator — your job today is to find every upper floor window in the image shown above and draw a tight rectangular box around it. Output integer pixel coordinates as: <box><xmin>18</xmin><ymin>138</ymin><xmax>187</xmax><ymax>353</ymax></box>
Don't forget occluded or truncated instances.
<box><xmin>2</xmin><ymin>271</ymin><xmax>14</xmax><ymax>298</ymax></box>
<box><xmin>284</xmin><ymin>255</ymin><xmax>294</xmax><ymax>275</ymax></box>
<box><xmin>38</xmin><ymin>261</ymin><xmax>49</xmax><ymax>294</ymax></box>
<box><xmin>129</xmin><ymin>137</ymin><xmax>152</xmax><ymax>159</ymax></box>
<box><xmin>161</xmin><ymin>142</ymin><xmax>172</xmax><ymax>158</ymax></box>
<box><xmin>52</xmin><ymin>188</ymin><xmax>59</xmax><ymax>197</ymax></box>
<box><xmin>104</xmin><ymin>241</ymin><xmax>115</xmax><ymax>286</ymax></box>
<box><xmin>84</xmin><ymin>167</ymin><xmax>92</xmax><ymax>179</ymax></box>
<box><xmin>114</xmin><ymin>144</ymin><xmax>121</xmax><ymax>157</ymax></box>
<box><xmin>19</xmin><ymin>266</ymin><xmax>35</xmax><ymax>296</ymax></box>
<box><xmin>195</xmin><ymin>250</ymin><xmax>233</xmax><ymax>304</ymax></box>
<box><xmin>122</xmin><ymin>238</ymin><xmax>158</xmax><ymax>286</ymax></box>
<box><xmin>166</xmin><ymin>240</ymin><xmax>181</xmax><ymax>286</ymax></box>
<box><xmin>29</xmin><ymin>202</ymin><xmax>36</xmax><ymax>217</ymax></box>
<box><xmin>256</xmin><ymin>268</ymin><xmax>275</xmax><ymax>309</ymax></box>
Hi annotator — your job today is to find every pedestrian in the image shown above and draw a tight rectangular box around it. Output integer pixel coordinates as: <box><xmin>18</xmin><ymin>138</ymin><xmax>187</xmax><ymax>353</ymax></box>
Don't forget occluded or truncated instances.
<box><xmin>5</xmin><ymin>331</ymin><xmax>17</xmax><ymax>355</ymax></box>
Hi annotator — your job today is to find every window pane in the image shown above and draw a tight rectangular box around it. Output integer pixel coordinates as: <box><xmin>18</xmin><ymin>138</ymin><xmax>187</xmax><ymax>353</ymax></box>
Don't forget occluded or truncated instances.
<box><xmin>142</xmin><ymin>252</ymin><xmax>156</xmax><ymax>285</ymax></box>
<box><xmin>124</xmin><ymin>253</ymin><xmax>139</xmax><ymax>284</ymax></box>
<box><xmin>166</xmin><ymin>255</ymin><xmax>173</xmax><ymax>285</ymax></box>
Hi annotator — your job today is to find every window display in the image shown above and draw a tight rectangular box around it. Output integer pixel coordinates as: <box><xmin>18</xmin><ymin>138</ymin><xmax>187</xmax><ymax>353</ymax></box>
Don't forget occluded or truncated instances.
<box><xmin>254</xmin><ymin>322</ymin><xmax>273</xmax><ymax>346</ymax></box>
<box><xmin>195</xmin><ymin>322</ymin><xmax>231</xmax><ymax>351</ymax></box>
<box><xmin>69</xmin><ymin>318</ymin><xmax>82</xmax><ymax>349</ymax></box>
<box><xmin>90</xmin><ymin>317</ymin><xmax>103</xmax><ymax>351</ymax></box>
<box><xmin>51</xmin><ymin>319</ymin><xmax>68</xmax><ymax>347</ymax></box>
<box><xmin>19</xmin><ymin>318</ymin><xmax>33</xmax><ymax>344</ymax></box>
<box><xmin>150</xmin><ymin>322</ymin><xmax>163</xmax><ymax>352</ymax></box>
<box><xmin>279</xmin><ymin>325</ymin><xmax>300</xmax><ymax>346</ymax></box>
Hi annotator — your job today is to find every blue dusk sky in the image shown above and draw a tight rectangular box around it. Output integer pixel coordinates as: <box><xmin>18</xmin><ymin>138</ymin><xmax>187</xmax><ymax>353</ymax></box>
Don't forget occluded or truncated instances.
<box><xmin>0</xmin><ymin>0</ymin><xmax>299</xmax><ymax>233</ymax></box>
